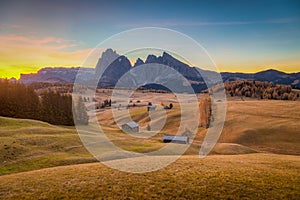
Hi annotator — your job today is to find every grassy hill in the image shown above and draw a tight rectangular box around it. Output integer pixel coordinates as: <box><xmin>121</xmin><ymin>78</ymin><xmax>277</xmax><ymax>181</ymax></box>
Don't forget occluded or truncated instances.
<box><xmin>0</xmin><ymin>154</ymin><xmax>299</xmax><ymax>199</ymax></box>
<box><xmin>0</xmin><ymin>99</ymin><xmax>300</xmax><ymax>199</ymax></box>
<box><xmin>0</xmin><ymin>117</ymin><xmax>95</xmax><ymax>176</ymax></box>
<box><xmin>218</xmin><ymin>100</ymin><xmax>300</xmax><ymax>155</ymax></box>
<box><xmin>1</xmin><ymin>99</ymin><xmax>299</xmax><ymax>176</ymax></box>
<box><xmin>96</xmin><ymin>99</ymin><xmax>300</xmax><ymax>155</ymax></box>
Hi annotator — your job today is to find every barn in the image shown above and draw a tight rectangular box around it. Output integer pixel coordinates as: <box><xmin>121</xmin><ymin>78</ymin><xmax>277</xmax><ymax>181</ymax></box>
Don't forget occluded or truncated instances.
<box><xmin>122</xmin><ymin>121</ymin><xmax>140</xmax><ymax>133</ymax></box>
<box><xmin>162</xmin><ymin>135</ymin><xmax>189</xmax><ymax>144</ymax></box>
<box><xmin>147</xmin><ymin>105</ymin><xmax>156</xmax><ymax>111</ymax></box>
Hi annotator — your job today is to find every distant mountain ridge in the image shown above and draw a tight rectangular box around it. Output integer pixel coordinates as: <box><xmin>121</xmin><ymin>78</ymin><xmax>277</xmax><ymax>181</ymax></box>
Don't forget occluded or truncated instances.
<box><xmin>19</xmin><ymin>67</ymin><xmax>95</xmax><ymax>85</ymax></box>
<box><xmin>221</xmin><ymin>69</ymin><xmax>300</xmax><ymax>88</ymax></box>
<box><xmin>18</xmin><ymin>49</ymin><xmax>300</xmax><ymax>90</ymax></box>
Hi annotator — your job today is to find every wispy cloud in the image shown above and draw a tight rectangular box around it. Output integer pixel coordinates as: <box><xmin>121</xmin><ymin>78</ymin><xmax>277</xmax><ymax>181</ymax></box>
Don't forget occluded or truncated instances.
<box><xmin>0</xmin><ymin>34</ymin><xmax>92</xmax><ymax>78</ymax></box>
<box><xmin>0</xmin><ymin>23</ymin><xmax>23</xmax><ymax>29</ymax></box>
<box><xmin>122</xmin><ymin>17</ymin><xmax>300</xmax><ymax>28</ymax></box>
<box><xmin>0</xmin><ymin>35</ymin><xmax>78</xmax><ymax>49</ymax></box>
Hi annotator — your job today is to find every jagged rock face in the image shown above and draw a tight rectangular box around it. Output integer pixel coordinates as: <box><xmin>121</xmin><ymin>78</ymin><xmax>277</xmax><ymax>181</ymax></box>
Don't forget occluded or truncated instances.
<box><xmin>96</xmin><ymin>49</ymin><xmax>132</xmax><ymax>86</ymax></box>
<box><xmin>145</xmin><ymin>54</ymin><xmax>159</xmax><ymax>64</ymax></box>
<box><xmin>95</xmin><ymin>48</ymin><xmax>119</xmax><ymax>75</ymax></box>
<box><xmin>143</xmin><ymin>52</ymin><xmax>201</xmax><ymax>80</ymax></box>
<box><xmin>133</xmin><ymin>58</ymin><xmax>144</xmax><ymax>67</ymax></box>
<box><xmin>162</xmin><ymin>52</ymin><xmax>201</xmax><ymax>79</ymax></box>
<box><xmin>18</xmin><ymin>49</ymin><xmax>300</xmax><ymax>90</ymax></box>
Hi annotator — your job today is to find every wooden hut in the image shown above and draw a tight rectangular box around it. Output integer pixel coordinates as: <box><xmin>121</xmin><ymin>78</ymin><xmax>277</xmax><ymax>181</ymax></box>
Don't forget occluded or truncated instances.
<box><xmin>162</xmin><ymin>135</ymin><xmax>189</xmax><ymax>144</ymax></box>
<box><xmin>122</xmin><ymin>121</ymin><xmax>140</xmax><ymax>133</ymax></box>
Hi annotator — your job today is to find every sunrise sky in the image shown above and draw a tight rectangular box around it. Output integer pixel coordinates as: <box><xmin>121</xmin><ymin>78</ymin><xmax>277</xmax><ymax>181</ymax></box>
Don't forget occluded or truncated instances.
<box><xmin>0</xmin><ymin>0</ymin><xmax>300</xmax><ymax>78</ymax></box>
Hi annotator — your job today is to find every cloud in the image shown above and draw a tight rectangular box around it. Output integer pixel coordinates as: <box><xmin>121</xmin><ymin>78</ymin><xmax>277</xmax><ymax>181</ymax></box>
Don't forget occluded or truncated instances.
<box><xmin>122</xmin><ymin>17</ymin><xmax>300</xmax><ymax>28</ymax></box>
<box><xmin>0</xmin><ymin>23</ymin><xmax>23</xmax><ymax>29</ymax></box>
<box><xmin>0</xmin><ymin>34</ymin><xmax>93</xmax><ymax>78</ymax></box>
<box><xmin>0</xmin><ymin>35</ymin><xmax>78</xmax><ymax>48</ymax></box>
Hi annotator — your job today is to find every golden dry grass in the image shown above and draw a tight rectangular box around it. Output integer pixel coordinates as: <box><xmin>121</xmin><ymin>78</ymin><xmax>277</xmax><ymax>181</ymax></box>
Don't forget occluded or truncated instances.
<box><xmin>0</xmin><ymin>154</ymin><xmax>299</xmax><ymax>199</ymax></box>
<box><xmin>0</xmin><ymin>117</ymin><xmax>96</xmax><ymax>176</ymax></box>
<box><xmin>96</xmin><ymin>97</ymin><xmax>300</xmax><ymax>156</ymax></box>
<box><xmin>219</xmin><ymin>100</ymin><xmax>300</xmax><ymax>155</ymax></box>
<box><xmin>1</xmin><ymin>93</ymin><xmax>300</xmax><ymax>199</ymax></box>
<box><xmin>1</xmin><ymin>97</ymin><xmax>299</xmax><ymax>176</ymax></box>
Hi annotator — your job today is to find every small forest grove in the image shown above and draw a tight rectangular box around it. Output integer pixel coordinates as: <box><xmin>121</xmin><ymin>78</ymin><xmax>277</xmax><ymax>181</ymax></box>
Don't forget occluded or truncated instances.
<box><xmin>0</xmin><ymin>80</ymin><xmax>88</xmax><ymax>126</ymax></box>
<box><xmin>224</xmin><ymin>80</ymin><xmax>299</xmax><ymax>100</ymax></box>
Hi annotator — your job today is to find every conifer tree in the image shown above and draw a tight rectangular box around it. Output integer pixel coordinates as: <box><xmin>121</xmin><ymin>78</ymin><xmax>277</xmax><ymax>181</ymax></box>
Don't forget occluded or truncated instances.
<box><xmin>74</xmin><ymin>96</ymin><xmax>89</xmax><ymax>125</ymax></box>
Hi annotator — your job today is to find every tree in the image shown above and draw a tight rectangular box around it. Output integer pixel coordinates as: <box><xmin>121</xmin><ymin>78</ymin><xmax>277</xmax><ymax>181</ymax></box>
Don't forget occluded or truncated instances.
<box><xmin>0</xmin><ymin>80</ymin><xmax>40</xmax><ymax>119</ymax></box>
<box><xmin>40</xmin><ymin>91</ymin><xmax>75</xmax><ymax>125</ymax></box>
<box><xmin>282</xmin><ymin>93</ymin><xmax>289</xmax><ymax>100</ymax></box>
<box><xmin>40</xmin><ymin>91</ymin><xmax>56</xmax><ymax>124</ymax></box>
<box><xmin>147</xmin><ymin>124</ymin><xmax>151</xmax><ymax>131</ymax></box>
<box><xmin>199</xmin><ymin>97</ymin><xmax>212</xmax><ymax>128</ymax></box>
<box><xmin>74</xmin><ymin>96</ymin><xmax>89</xmax><ymax>125</ymax></box>
<box><xmin>22</xmin><ymin>85</ymin><xmax>40</xmax><ymax>119</ymax></box>
<box><xmin>224</xmin><ymin>80</ymin><xmax>297</xmax><ymax>101</ymax></box>
<box><xmin>0</xmin><ymin>81</ymin><xmax>85</xmax><ymax>126</ymax></box>
<box><xmin>288</xmin><ymin>93</ymin><xmax>296</xmax><ymax>101</ymax></box>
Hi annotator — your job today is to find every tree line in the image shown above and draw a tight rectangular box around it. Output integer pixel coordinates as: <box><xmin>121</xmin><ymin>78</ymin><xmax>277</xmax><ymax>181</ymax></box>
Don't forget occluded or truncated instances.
<box><xmin>0</xmin><ymin>80</ymin><xmax>88</xmax><ymax>126</ymax></box>
<box><xmin>199</xmin><ymin>97</ymin><xmax>212</xmax><ymax>128</ymax></box>
<box><xmin>225</xmin><ymin>80</ymin><xmax>299</xmax><ymax>100</ymax></box>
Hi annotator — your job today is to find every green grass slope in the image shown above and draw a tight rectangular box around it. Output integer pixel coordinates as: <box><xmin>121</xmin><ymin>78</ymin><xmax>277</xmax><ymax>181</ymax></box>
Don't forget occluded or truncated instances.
<box><xmin>0</xmin><ymin>117</ymin><xmax>95</xmax><ymax>176</ymax></box>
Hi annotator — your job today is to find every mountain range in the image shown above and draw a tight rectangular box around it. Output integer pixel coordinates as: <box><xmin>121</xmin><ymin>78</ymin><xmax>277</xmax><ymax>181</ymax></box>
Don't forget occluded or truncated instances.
<box><xmin>19</xmin><ymin>49</ymin><xmax>300</xmax><ymax>91</ymax></box>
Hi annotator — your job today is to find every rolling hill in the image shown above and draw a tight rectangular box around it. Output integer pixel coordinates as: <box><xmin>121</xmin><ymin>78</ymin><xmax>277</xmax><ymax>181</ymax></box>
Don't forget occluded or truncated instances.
<box><xmin>0</xmin><ymin>154</ymin><xmax>299</xmax><ymax>199</ymax></box>
<box><xmin>1</xmin><ymin>96</ymin><xmax>299</xmax><ymax>176</ymax></box>
<box><xmin>0</xmin><ymin>96</ymin><xmax>300</xmax><ymax>199</ymax></box>
<box><xmin>0</xmin><ymin>117</ymin><xmax>95</xmax><ymax>176</ymax></box>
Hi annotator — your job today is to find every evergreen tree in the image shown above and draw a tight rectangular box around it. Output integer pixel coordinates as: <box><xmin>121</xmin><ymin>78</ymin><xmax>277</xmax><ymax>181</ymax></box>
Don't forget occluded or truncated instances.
<box><xmin>74</xmin><ymin>96</ymin><xmax>89</xmax><ymax>125</ymax></box>
<box><xmin>0</xmin><ymin>80</ymin><xmax>40</xmax><ymax>119</ymax></box>
<box><xmin>0</xmin><ymin>81</ymin><xmax>80</xmax><ymax>126</ymax></box>
<box><xmin>147</xmin><ymin>124</ymin><xmax>151</xmax><ymax>131</ymax></box>
<box><xmin>40</xmin><ymin>91</ymin><xmax>75</xmax><ymax>125</ymax></box>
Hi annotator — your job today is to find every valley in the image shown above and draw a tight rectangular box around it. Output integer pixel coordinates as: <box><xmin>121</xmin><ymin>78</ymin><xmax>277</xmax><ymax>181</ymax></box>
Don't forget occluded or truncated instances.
<box><xmin>0</xmin><ymin>91</ymin><xmax>299</xmax><ymax>199</ymax></box>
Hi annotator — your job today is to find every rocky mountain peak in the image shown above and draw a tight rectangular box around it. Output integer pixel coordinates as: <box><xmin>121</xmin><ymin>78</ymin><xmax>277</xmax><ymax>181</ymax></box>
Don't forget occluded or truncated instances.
<box><xmin>162</xmin><ymin>51</ymin><xmax>174</xmax><ymax>61</ymax></box>
<box><xmin>133</xmin><ymin>58</ymin><xmax>144</xmax><ymax>67</ymax></box>
<box><xmin>145</xmin><ymin>54</ymin><xmax>158</xmax><ymax>63</ymax></box>
<box><xmin>18</xmin><ymin>48</ymin><xmax>300</xmax><ymax>90</ymax></box>
<box><xmin>95</xmin><ymin>49</ymin><xmax>131</xmax><ymax>86</ymax></box>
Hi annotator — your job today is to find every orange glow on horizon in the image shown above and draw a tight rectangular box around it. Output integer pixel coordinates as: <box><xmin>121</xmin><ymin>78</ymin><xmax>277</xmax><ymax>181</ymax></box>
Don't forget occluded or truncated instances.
<box><xmin>0</xmin><ymin>34</ymin><xmax>299</xmax><ymax>79</ymax></box>
<box><xmin>1</xmin><ymin>62</ymin><xmax>300</xmax><ymax>80</ymax></box>
<box><xmin>2</xmin><ymin>64</ymin><xmax>299</xmax><ymax>80</ymax></box>
<box><xmin>0</xmin><ymin>34</ymin><xmax>93</xmax><ymax>79</ymax></box>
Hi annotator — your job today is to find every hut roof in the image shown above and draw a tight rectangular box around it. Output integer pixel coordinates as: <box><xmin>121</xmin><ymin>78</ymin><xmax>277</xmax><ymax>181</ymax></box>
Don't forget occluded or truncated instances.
<box><xmin>163</xmin><ymin>135</ymin><xmax>189</xmax><ymax>142</ymax></box>
<box><xmin>125</xmin><ymin>121</ymin><xmax>139</xmax><ymax>128</ymax></box>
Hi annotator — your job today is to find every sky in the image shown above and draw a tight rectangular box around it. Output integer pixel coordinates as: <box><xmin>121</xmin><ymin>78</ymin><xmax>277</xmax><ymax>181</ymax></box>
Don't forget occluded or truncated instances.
<box><xmin>0</xmin><ymin>0</ymin><xmax>299</xmax><ymax>78</ymax></box>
